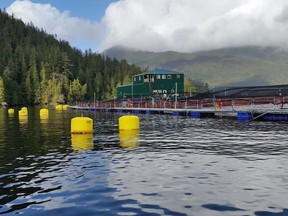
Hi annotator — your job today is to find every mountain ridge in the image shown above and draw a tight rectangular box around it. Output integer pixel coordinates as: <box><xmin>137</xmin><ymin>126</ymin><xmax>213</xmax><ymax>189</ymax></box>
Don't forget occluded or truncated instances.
<box><xmin>102</xmin><ymin>46</ymin><xmax>288</xmax><ymax>87</ymax></box>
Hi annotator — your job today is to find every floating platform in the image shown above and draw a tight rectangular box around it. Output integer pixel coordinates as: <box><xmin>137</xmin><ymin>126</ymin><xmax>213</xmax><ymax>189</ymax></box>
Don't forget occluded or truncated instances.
<box><xmin>68</xmin><ymin>105</ymin><xmax>288</xmax><ymax>122</ymax></box>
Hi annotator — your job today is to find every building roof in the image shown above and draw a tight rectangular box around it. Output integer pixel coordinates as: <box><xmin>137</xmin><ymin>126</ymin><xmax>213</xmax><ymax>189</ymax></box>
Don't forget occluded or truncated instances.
<box><xmin>135</xmin><ymin>68</ymin><xmax>183</xmax><ymax>76</ymax></box>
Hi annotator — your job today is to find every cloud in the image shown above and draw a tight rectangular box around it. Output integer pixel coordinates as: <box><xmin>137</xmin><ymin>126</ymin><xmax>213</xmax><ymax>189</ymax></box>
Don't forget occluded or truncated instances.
<box><xmin>7</xmin><ymin>0</ymin><xmax>103</xmax><ymax>51</ymax></box>
<box><xmin>275</xmin><ymin>6</ymin><xmax>288</xmax><ymax>23</ymax></box>
<box><xmin>6</xmin><ymin>0</ymin><xmax>288</xmax><ymax>52</ymax></box>
<box><xmin>100</xmin><ymin>0</ymin><xmax>288</xmax><ymax>52</ymax></box>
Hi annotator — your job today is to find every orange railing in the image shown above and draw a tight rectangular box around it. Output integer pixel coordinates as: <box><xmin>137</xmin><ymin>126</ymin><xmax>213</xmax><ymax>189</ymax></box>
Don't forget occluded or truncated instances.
<box><xmin>75</xmin><ymin>96</ymin><xmax>287</xmax><ymax>110</ymax></box>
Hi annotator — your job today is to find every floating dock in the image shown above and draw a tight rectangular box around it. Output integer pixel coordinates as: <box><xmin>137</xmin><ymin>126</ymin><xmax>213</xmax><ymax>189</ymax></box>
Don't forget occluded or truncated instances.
<box><xmin>68</xmin><ymin>104</ymin><xmax>288</xmax><ymax>122</ymax></box>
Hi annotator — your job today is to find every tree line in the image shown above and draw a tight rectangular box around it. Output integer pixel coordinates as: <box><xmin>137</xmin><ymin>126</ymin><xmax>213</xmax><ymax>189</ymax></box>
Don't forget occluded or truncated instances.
<box><xmin>0</xmin><ymin>10</ymin><xmax>205</xmax><ymax>106</ymax></box>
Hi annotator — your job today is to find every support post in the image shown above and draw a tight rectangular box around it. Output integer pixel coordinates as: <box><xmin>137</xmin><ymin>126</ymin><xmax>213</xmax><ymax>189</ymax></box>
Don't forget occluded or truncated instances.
<box><xmin>174</xmin><ymin>82</ymin><xmax>178</xmax><ymax>109</ymax></box>
<box><xmin>93</xmin><ymin>93</ymin><xmax>95</xmax><ymax>108</ymax></box>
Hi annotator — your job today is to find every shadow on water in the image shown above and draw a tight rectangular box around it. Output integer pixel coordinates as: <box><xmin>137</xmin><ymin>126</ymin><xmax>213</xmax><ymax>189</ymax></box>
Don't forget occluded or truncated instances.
<box><xmin>255</xmin><ymin>208</ymin><xmax>288</xmax><ymax>216</ymax></box>
<box><xmin>202</xmin><ymin>203</ymin><xmax>244</xmax><ymax>212</ymax></box>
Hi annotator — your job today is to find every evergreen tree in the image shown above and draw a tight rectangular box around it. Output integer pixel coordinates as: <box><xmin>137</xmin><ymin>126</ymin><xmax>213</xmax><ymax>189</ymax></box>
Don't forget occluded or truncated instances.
<box><xmin>3</xmin><ymin>66</ymin><xmax>19</xmax><ymax>105</ymax></box>
<box><xmin>67</xmin><ymin>78</ymin><xmax>87</xmax><ymax>102</ymax></box>
<box><xmin>25</xmin><ymin>69</ymin><xmax>32</xmax><ymax>103</ymax></box>
<box><xmin>184</xmin><ymin>77</ymin><xmax>196</xmax><ymax>96</ymax></box>
<box><xmin>25</xmin><ymin>48</ymin><xmax>39</xmax><ymax>104</ymax></box>
<box><xmin>94</xmin><ymin>72</ymin><xmax>102</xmax><ymax>98</ymax></box>
<box><xmin>0</xmin><ymin>76</ymin><xmax>5</xmax><ymax>104</ymax></box>
<box><xmin>45</xmin><ymin>75</ymin><xmax>61</xmax><ymax>104</ymax></box>
<box><xmin>0</xmin><ymin>11</ymin><xmax>191</xmax><ymax>105</ymax></box>
<box><xmin>36</xmin><ymin>62</ymin><xmax>48</xmax><ymax>104</ymax></box>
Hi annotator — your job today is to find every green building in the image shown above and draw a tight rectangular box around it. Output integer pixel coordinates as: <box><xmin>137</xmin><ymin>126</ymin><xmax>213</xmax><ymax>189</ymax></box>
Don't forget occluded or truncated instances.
<box><xmin>117</xmin><ymin>68</ymin><xmax>184</xmax><ymax>99</ymax></box>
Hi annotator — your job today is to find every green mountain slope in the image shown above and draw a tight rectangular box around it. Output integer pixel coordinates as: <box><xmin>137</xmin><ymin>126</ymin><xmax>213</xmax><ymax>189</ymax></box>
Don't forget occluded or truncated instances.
<box><xmin>0</xmin><ymin>11</ymin><xmax>142</xmax><ymax>105</ymax></box>
<box><xmin>103</xmin><ymin>46</ymin><xmax>288</xmax><ymax>87</ymax></box>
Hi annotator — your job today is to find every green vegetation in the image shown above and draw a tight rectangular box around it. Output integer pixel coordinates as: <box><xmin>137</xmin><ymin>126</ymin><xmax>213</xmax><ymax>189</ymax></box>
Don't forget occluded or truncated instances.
<box><xmin>103</xmin><ymin>46</ymin><xmax>288</xmax><ymax>87</ymax></box>
<box><xmin>0</xmin><ymin>10</ymin><xmax>142</xmax><ymax>105</ymax></box>
<box><xmin>0</xmin><ymin>76</ymin><xmax>4</xmax><ymax>104</ymax></box>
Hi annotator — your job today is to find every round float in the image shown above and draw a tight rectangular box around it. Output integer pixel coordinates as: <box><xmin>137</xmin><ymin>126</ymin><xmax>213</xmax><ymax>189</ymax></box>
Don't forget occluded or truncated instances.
<box><xmin>118</xmin><ymin>115</ymin><xmax>139</xmax><ymax>131</ymax></box>
<box><xmin>71</xmin><ymin>117</ymin><xmax>93</xmax><ymax>134</ymax></box>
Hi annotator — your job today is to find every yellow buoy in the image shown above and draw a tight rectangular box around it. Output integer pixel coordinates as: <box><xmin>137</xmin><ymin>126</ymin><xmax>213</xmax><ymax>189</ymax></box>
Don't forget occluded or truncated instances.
<box><xmin>40</xmin><ymin>108</ymin><xmax>49</xmax><ymax>120</ymax></box>
<box><xmin>71</xmin><ymin>117</ymin><xmax>93</xmax><ymax>134</ymax></box>
<box><xmin>8</xmin><ymin>108</ymin><xmax>14</xmax><ymax>115</ymax></box>
<box><xmin>119</xmin><ymin>130</ymin><xmax>139</xmax><ymax>148</ymax></box>
<box><xmin>55</xmin><ymin>104</ymin><xmax>63</xmax><ymax>110</ymax></box>
<box><xmin>71</xmin><ymin>134</ymin><xmax>93</xmax><ymax>151</ymax></box>
<box><xmin>119</xmin><ymin>115</ymin><xmax>139</xmax><ymax>131</ymax></box>
<box><xmin>63</xmin><ymin>105</ymin><xmax>68</xmax><ymax>110</ymax></box>
<box><xmin>19</xmin><ymin>108</ymin><xmax>28</xmax><ymax>116</ymax></box>
<box><xmin>18</xmin><ymin>107</ymin><xmax>28</xmax><ymax>123</ymax></box>
<box><xmin>19</xmin><ymin>114</ymin><xmax>28</xmax><ymax>124</ymax></box>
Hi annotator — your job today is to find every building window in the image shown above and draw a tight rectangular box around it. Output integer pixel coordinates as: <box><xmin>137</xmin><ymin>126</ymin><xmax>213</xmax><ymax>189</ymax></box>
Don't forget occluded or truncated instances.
<box><xmin>162</xmin><ymin>75</ymin><xmax>166</xmax><ymax>79</ymax></box>
<box><xmin>156</xmin><ymin>75</ymin><xmax>161</xmax><ymax>79</ymax></box>
<box><xmin>139</xmin><ymin>76</ymin><xmax>141</xmax><ymax>81</ymax></box>
<box><xmin>144</xmin><ymin>75</ymin><xmax>154</xmax><ymax>82</ymax></box>
<box><xmin>167</xmin><ymin>75</ymin><xmax>172</xmax><ymax>79</ymax></box>
<box><xmin>177</xmin><ymin>75</ymin><xmax>180</xmax><ymax>79</ymax></box>
<box><xmin>134</xmin><ymin>77</ymin><xmax>136</xmax><ymax>81</ymax></box>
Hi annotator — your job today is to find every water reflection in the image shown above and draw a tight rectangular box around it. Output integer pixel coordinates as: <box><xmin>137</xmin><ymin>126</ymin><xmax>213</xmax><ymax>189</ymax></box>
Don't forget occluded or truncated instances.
<box><xmin>119</xmin><ymin>130</ymin><xmax>139</xmax><ymax>148</ymax></box>
<box><xmin>71</xmin><ymin>133</ymin><xmax>93</xmax><ymax>151</ymax></box>
<box><xmin>8</xmin><ymin>113</ymin><xmax>14</xmax><ymax>118</ymax></box>
<box><xmin>40</xmin><ymin>108</ymin><xmax>49</xmax><ymax>121</ymax></box>
<box><xmin>19</xmin><ymin>115</ymin><xmax>28</xmax><ymax>124</ymax></box>
<box><xmin>255</xmin><ymin>208</ymin><xmax>288</xmax><ymax>216</ymax></box>
<box><xmin>1</xmin><ymin>109</ymin><xmax>288</xmax><ymax>215</ymax></box>
<box><xmin>40</xmin><ymin>118</ymin><xmax>49</xmax><ymax>124</ymax></box>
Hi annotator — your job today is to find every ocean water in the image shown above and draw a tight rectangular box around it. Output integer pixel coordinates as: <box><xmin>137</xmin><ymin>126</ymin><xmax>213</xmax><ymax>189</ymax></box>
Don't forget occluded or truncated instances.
<box><xmin>0</xmin><ymin>107</ymin><xmax>288</xmax><ymax>216</ymax></box>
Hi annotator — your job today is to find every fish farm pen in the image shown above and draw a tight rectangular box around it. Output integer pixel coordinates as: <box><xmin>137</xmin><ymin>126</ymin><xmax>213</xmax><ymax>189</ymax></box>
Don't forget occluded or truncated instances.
<box><xmin>70</xmin><ymin>84</ymin><xmax>288</xmax><ymax>122</ymax></box>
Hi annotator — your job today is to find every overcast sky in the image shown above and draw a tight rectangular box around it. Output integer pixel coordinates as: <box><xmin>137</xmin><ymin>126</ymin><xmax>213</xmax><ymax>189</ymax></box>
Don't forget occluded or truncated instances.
<box><xmin>2</xmin><ymin>0</ymin><xmax>288</xmax><ymax>52</ymax></box>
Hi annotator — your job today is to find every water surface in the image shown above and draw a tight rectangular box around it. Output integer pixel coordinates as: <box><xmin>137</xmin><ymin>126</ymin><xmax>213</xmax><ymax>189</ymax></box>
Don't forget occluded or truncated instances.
<box><xmin>0</xmin><ymin>107</ymin><xmax>288</xmax><ymax>215</ymax></box>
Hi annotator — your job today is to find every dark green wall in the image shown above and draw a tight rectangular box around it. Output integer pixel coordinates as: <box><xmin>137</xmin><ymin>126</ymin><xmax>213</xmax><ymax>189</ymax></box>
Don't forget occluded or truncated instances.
<box><xmin>117</xmin><ymin>73</ymin><xmax>184</xmax><ymax>99</ymax></box>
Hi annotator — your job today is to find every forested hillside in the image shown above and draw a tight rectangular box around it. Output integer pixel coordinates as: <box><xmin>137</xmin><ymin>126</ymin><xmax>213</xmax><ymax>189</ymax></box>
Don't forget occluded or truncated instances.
<box><xmin>0</xmin><ymin>10</ymin><xmax>143</xmax><ymax>105</ymax></box>
<box><xmin>103</xmin><ymin>46</ymin><xmax>288</xmax><ymax>87</ymax></box>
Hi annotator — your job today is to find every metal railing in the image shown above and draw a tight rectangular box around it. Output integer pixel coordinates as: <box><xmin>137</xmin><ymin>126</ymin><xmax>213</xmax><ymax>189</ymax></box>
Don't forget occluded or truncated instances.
<box><xmin>75</xmin><ymin>96</ymin><xmax>287</xmax><ymax>111</ymax></box>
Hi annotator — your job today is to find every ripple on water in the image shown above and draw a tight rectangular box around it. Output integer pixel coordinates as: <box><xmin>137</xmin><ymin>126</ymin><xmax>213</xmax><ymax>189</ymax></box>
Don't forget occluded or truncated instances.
<box><xmin>0</xmin><ymin>112</ymin><xmax>288</xmax><ymax>215</ymax></box>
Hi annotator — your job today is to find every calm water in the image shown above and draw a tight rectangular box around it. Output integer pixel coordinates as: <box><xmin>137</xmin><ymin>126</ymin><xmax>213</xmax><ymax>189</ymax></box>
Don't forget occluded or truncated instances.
<box><xmin>0</xmin><ymin>107</ymin><xmax>288</xmax><ymax>216</ymax></box>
